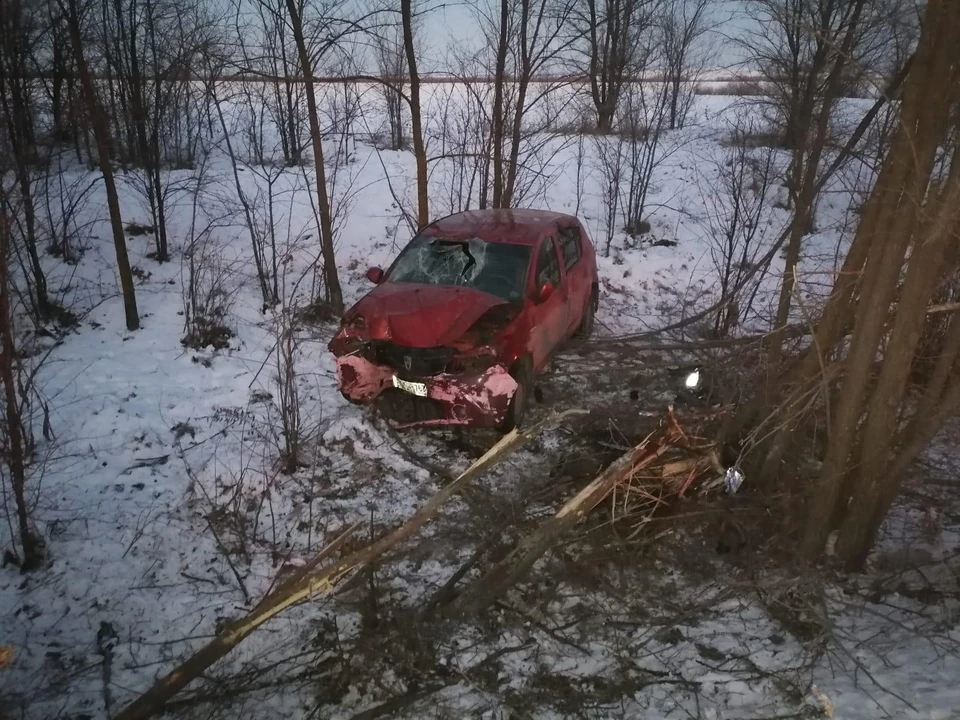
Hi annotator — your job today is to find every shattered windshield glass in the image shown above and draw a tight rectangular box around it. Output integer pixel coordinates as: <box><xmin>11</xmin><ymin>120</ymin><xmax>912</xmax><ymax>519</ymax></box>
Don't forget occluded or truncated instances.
<box><xmin>387</xmin><ymin>235</ymin><xmax>532</xmax><ymax>303</ymax></box>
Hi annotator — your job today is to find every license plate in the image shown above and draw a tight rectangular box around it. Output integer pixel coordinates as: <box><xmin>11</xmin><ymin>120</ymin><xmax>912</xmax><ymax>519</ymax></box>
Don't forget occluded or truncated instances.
<box><xmin>392</xmin><ymin>376</ymin><xmax>427</xmax><ymax>397</ymax></box>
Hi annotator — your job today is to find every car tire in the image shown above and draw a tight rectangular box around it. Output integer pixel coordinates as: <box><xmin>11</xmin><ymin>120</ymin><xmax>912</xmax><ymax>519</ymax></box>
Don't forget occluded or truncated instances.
<box><xmin>575</xmin><ymin>287</ymin><xmax>598</xmax><ymax>339</ymax></box>
<box><xmin>500</xmin><ymin>359</ymin><xmax>531</xmax><ymax>432</ymax></box>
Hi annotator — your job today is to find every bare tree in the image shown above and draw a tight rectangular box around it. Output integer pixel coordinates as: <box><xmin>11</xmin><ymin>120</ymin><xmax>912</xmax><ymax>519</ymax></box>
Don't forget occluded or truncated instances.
<box><xmin>62</xmin><ymin>0</ymin><xmax>140</xmax><ymax>331</ymax></box>
<box><xmin>743</xmin><ymin>0</ymin><xmax>894</xmax><ymax>152</ymax></box>
<box><xmin>731</xmin><ymin>0</ymin><xmax>960</xmax><ymax>567</ymax></box>
<box><xmin>0</xmin><ymin>0</ymin><xmax>51</xmax><ymax>322</ymax></box>
<box><xmin>0</xmin><ymin>213</ymin><xmax>44</xmax><ymax>570</ymax></box>
<box><xmin>242</xmin><ymin>0</ymin><xmax>307</xmax><ymax>167</ymax></box>
<box><xmin>575</xmin><ymin>0</ymin><xmax>657</xmax><ymax>133</ymax></box>
<box><xmin>181</xmin><ymin>146</ymin><xmax>239</xmax><ymax>350</ymax></box>
<box><xmin>698</xmin><ymin>122</ymin><xmax>778</xmax><ymax>336</ymax></box>
<box><xmin>283</xmin><ymin>0</ymin><xmax>347</xmax><ymax>313</ymax></box>
<box><xmin>374</xmin><ymin>21</ymin><xmax>407</xmax><ymax>151</ymax></box>
<box><xmin>207</xmin><ymin>73</ymin><xmax>281</xmax><ymax>308</ymax></box>
<box><xmin>42</xmin><ymin>3</ymin><xmax>86</xmax><ymax>157</ymax></box>
<box><xmin>428</xmin><ymin>65</ymin><xmax>492</xmax><ymax>216</ymax></box>
<box><xmin>619</xmin><ymin>80</ymin><xmax>673</xmax><ymax>236</ymax></box>
<box><xmin>401</xmin><ymin>0</ymin><xmax>429</xmax><ymax>228</ymax></box>
<box><xmin>763</xmin><ymin>0</ymin><xmax>874</xmax><ymax>370</ymax></box>
<box><xmin>660</xmin><ymin>0</ymin><xmax>712</xmax><ymax>130</ymax></box>
<box><xmin>110</xmin><ymin>0</ymin><xmax>214</xmax><ymax>261</ymax></box>
<box><xmin>592</xmin><ymin>131</ymin><xmax>626</xmax><ymax>255</ymax></box>
<box><xmin>475</xmin><ymin>0</ymin><xmax>579</xmax><ymax>208</ymax></box>
<box><xmin>275</xmin><ymin>309</ymin><xmax>302</xmax><ymax>473</ymax></box>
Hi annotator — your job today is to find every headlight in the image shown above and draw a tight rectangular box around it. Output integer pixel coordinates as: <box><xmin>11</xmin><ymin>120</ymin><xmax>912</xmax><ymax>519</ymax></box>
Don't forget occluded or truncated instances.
<box><xmin>343</xmin><ymin>314</ymin><xmax>365</xmax><ymax>330</ymax></box>
<box><xmin>684</xmin><ymin>369</ymin><xmax>701</xmax><ymax>390</ymax></box>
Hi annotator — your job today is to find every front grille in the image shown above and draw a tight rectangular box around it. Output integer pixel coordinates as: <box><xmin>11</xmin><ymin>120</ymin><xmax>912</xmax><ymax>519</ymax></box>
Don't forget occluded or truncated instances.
<box><xmin>377</xmin><ymin>389</ymin><xmax>448</xmax><ymax>424</ymax></box>
<box><xmin>368</xmin><ymin>342</ymin><xmax>454</xmax><ymax>378</ymax></box>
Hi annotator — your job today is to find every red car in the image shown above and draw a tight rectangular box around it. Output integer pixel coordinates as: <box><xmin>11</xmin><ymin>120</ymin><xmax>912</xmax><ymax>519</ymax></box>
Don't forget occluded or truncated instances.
<box><xmin>329</xmin><ymin>209</ymin><xmax>599</xmax><ymax>429</ymax></box>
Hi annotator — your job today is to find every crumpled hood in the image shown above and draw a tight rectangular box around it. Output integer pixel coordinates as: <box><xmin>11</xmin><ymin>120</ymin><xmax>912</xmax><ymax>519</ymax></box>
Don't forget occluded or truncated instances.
<box><xmin>346</xmin><ymin>282</ymin><xmax>508</xmax><ymax>348</ymax></box>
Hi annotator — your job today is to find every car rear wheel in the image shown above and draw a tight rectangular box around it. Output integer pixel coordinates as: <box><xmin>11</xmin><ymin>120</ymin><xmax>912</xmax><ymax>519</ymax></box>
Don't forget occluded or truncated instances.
<box><xmin>500</xmin><ymin>359</ymin><xmax>531</xmax><ymax>432</ymax></box>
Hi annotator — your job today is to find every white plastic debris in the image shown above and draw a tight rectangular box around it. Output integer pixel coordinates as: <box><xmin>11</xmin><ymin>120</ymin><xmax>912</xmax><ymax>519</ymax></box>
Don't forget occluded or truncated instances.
<box><xmin>724</xmin><ymin>467</ymin><xmax>744</xmax><ymax>494</ymax></box>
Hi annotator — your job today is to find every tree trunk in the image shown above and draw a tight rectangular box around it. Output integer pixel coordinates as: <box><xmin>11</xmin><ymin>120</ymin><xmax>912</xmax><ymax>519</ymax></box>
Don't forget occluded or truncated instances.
<box><xmin>799</xmin><ymin>0</ymin><xmax>957</xmax><ymax>559</ymax></box>
<box><xmin>490</xmin><ymin>0</ymin><xmax>509</xmax><ymax>208</ymax></box>
<box><xmin>284</xmin><ymin>0</ymin><xmax>343</xmax><ymax>313</ymax></box>
<box><xmin>596</xmin><ymin>106</ymin><xmax>614</xmax><ymax>133</ymax></box>
<box><xmin>502</xmin><ymin>0</ymin><xmax>532</xmax><ymax>209</ymax></box>
<box><xmin>0</xmin><ymin>217</ymin><xmax>42</xmax><ymax>570</ymax></box>
<box><xmin>64</xmin><ymin>0</ymin><xmax>140</xmax><ymax>331</ymax></box>
<box><xmin>835</xmin><ymin>156</ymin><xmax>960</xmax><ymax>565</ymax></box>
<box><xmin>146</xmin><ymin>3</ymin><xmax>168</xmax><ymax>261</ymax></box>
<box><xmin>669</xmin><ymin>77</ymin><xmax>680</xmax><ymax>130</ymax></box>
<box><xmin>401</xmin><ymin>0</ymin><xmax>428</xmax><ymax>229</ymax></box>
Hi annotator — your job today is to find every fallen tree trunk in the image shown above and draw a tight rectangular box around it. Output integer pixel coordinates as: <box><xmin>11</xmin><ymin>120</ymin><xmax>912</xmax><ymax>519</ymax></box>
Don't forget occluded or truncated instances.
<box><xmin>115</xmin><ymin>409</ymin><xmax>584</xmax><ymax>720</ymax></box>
<box><xmin>449</xmin><ymin>411</ymin><xmax>685</xmax><ymax>617</ymax></box>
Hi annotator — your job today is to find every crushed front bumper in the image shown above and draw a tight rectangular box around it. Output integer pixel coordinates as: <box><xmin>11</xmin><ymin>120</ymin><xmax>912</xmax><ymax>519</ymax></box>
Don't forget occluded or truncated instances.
<box><xmin>335</xmin><ymin>354</ymin><xmax>518</xmax><ymax>428</ymax></box>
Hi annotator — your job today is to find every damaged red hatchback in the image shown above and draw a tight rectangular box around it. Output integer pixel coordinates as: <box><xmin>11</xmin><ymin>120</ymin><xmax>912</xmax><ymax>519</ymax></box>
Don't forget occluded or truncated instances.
<box><xmin>329</xmin><ymin>209</ymin><xmax>599</xmax><ymax>429</ymax></box>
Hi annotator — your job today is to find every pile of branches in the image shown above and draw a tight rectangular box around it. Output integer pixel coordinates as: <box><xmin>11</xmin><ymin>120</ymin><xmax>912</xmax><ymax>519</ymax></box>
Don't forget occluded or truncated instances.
<box><xmin>608</xmin><ymin>411</ymin><xmax>734</xmax><ymax>540</ymax></box>
<box><xmin>445</xmin><ymin>408</ymin><xmax>740</xmax><ymax>617</ymax></box>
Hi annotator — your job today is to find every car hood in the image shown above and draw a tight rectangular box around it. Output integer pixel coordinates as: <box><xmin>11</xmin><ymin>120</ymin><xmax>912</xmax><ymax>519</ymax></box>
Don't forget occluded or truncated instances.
<box><xmin>346</xmin><ymin>283</ymin><xmax>510</xmax><ymax>348</ymax></box>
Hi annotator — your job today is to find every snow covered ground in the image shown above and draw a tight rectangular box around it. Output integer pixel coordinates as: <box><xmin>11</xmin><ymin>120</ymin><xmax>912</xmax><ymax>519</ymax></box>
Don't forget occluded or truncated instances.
<box><xmin>2</xmin><ymin>88</ymin><xmax>959</xmax><ymax>720</ymax></box>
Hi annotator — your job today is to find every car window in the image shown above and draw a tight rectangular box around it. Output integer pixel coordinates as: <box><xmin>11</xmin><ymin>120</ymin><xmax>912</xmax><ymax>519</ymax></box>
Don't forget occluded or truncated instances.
<box><xmin>560</xmin><ymin>227</ymin><xmax>581</xmax><ymax>270</ymax></box>
<box><xmin>535</xmin><ymin>237</ymin><xmax>561</xmax><ymax>288</ymax></box>
<box><xmin>387</xmin><ymin>234</ymin><xmax>532</xmax><ymax>303</ymax></box>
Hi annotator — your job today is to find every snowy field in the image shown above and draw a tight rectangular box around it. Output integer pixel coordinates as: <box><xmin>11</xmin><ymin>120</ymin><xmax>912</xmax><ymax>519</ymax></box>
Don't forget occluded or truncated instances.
<box><xmin>2</xmin><ymin>86</ymin><xmax>960</xmax><ymax>720</ymax></box>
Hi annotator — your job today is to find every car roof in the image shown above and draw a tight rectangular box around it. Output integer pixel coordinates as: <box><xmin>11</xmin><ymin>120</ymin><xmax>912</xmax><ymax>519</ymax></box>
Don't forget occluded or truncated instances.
<box><xmin>421</xmin><ymin>208</ymin><xmax>578</xmax><ymax>246</ymax></box>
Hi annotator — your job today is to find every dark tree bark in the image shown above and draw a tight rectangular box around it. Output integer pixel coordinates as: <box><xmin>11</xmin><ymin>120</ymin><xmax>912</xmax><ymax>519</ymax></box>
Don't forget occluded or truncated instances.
<box><xmin>284</xmin><ymin>0</ymin><xmax>343</xmax><ymax>313</ymax></box>
<box><xmin>401</xmin><ymin>0</ymin><xmax>428</xmax><ymax>228</ymax></box>
<box><xmin>63</xmin><ymin>0</ymin><xmax>140</xmax><ymax>331</ymax></box>
<box><xmin>489</xmin><ymin>0</ymin><xmax>509</xmax><ymax>208</ymax></box>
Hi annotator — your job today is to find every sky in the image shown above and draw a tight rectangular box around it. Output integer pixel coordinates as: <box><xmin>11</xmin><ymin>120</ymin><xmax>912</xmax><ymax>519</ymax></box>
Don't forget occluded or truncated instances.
<box><xmin>417</xmin><ymin>0</ymin><xmax>755</xmax><ymax>73</ymax></box>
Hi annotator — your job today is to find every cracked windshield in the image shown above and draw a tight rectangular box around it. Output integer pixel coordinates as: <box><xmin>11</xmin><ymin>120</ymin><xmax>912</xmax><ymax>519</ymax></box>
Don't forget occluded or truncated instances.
<box><xmin>387</xmin><ymin>235</ymin><xmax>532</xmax><ymax>303</ymax></box>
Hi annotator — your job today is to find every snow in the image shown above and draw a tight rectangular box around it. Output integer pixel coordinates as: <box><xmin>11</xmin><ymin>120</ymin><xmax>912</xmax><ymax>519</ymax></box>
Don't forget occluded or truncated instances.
<box><xmin>2</xmin><ymin>86</ymin><xmax>958</xmax><ymax>720</ymax></box>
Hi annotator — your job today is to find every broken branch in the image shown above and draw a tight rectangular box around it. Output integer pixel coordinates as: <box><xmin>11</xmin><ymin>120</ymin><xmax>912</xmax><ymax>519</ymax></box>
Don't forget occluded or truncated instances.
<box><xmin>114</xmin><ymin>409</ymin><xmax>585</xmax><ymax>720</ymax></box>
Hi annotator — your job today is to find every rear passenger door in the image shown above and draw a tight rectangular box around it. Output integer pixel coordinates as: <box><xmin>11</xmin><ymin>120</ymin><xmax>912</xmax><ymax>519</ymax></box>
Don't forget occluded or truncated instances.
<box><xmin>559</xmin><ymin>224</ymin><xmax>590</xmax><ymax>336</ymax></box>
<box><xmin>527</xmin><ymin>236</ymin><xmax>568</xmax><ymax>370</ymax></box>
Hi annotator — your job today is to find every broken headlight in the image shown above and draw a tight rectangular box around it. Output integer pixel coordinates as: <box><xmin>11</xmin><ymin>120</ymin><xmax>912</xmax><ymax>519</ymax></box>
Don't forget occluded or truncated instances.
<box><xmin>451</xmin><ymin>347</ymin><xmax>499</xmax><ymax>374</ymax></box>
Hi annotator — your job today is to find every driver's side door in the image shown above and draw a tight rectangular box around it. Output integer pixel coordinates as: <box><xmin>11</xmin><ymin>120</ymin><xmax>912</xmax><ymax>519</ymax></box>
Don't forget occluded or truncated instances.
<box><xmin>526</xmin><ymin>236</ymin><xmax>568</xmax><ymax>371</ymax></box>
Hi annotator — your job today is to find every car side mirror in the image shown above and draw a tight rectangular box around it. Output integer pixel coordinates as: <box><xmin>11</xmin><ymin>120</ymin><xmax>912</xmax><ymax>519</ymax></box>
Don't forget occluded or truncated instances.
<box><xmin>366</xmin><ymin>267</ymin><xmax>384</xmax><ymax>284</ymax></box>
<box><xmin>537</xmin><ymin>282</ymin><xmax>554</xmax><ymax>303</ymax></box>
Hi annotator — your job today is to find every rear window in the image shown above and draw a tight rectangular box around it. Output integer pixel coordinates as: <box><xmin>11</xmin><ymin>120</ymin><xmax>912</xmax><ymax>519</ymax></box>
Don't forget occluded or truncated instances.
<box><xmin>387</xmin><ymin>235</ymin><xmax>532</xmax><ymax>303</ymax></box>
<box><xmin>560</xmin><ymin>227</ymin><xmax>581</xmax><ymax>270</ymax></box>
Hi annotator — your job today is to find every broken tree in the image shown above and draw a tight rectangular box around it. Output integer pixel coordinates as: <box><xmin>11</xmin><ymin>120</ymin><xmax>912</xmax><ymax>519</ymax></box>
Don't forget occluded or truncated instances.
<box><xmin>114</xmin><ymin>410</ymin><xmax>584</xmax><ymax>720</ymax></box>
<box><xmin>731</xmin><ymin>0</ymin><xmax>960</xmax><ymax>568</ymax></box>
<box><xmin>449</xmin><ymin>411</ymin><xmax>686</xmax><ymax>616</ymax></box>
